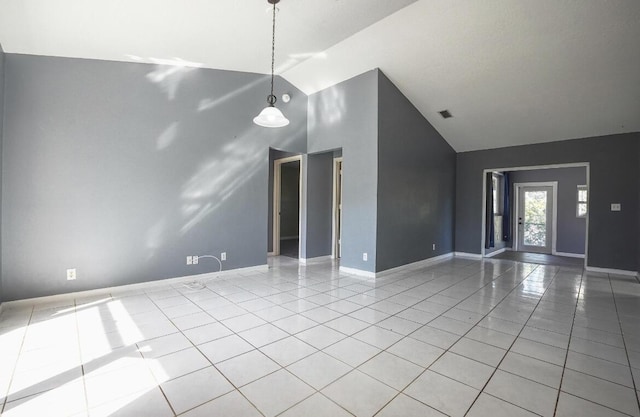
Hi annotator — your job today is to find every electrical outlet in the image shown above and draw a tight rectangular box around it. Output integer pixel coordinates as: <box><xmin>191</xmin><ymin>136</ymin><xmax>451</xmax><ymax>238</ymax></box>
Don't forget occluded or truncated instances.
<box><xmin>67</xmin><ymin>268</ymin><xmax>77</xmax><ymax>281</ymax></box>
<box><xmin>221</xmin><ymin>252</ymin><xmax>227</xmax><ymax>261</ymax></box>
<box><xmin>186</xmin><ymin>256</ymin><xmax>192</xmax><ymax>265</ymax></box>
<box><xmin>193</xmin><ymin>256</ymin><xmax>199</xmax><ymax>265</ymax></box>
<box><xmin>363</xmin><ymin>252</ymin><xmax>368</xmax><ymax>261</ymax></box>
<box><xmin>432</xmin><ymin>243</ymin><xmax>436</xmax><ymax>251</ymax></box>
<box><xmin>611</xmin><ymin>203</ymin><xmax>621</xmax><ymax>211</ymax></box>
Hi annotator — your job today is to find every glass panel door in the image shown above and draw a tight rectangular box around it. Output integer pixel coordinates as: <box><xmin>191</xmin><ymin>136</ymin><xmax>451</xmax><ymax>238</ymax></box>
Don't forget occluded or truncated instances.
<box><xmin>517</xmin><ymin>186</ymin><xmax>553</xmax><ymax>254</ymax></box>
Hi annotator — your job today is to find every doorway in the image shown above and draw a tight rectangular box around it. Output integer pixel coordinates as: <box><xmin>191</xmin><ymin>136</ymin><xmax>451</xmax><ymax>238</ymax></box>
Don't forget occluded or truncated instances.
<box><xmin>273</xmin><ymin>156</ymin><xmax>302</xmax><ymax>258</ymax></box>
<box><xmin>332</xmin><ymin>157</ymin><xmax>343</xmax><ymax>259</ymax></box>
<box><xmin>514</xmin><ymin>183</ymin><xmax>557</xmax><ymax>254</ymax></box>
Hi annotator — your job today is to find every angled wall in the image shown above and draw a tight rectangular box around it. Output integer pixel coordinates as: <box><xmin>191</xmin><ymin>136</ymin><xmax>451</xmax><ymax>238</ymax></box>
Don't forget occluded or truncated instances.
<box><xmin>1</xmin><ymin>54</ymin><xmax>307</xmax><ymax>301</ymax></box>
<box><xmin>456</xmin><ymin>133</ymin><xmax>640</xmax><ymax>272</ymax></box>
<box><xmin>307</xmin><ymin>70</ymin><xmax>379</xmax><ymax>272</ymax></box>
<box><xmin>376</xmin><ymin>72</ymin><xmax>456</xmax><ymax>272</ymax></box>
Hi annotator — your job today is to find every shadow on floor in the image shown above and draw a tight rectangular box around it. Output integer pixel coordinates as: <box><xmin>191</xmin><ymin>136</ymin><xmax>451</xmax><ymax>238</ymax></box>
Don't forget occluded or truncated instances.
<box><xmin>279</xmin><ymin>239</ymin><xmax>299</xmax><ymax>259</ymax></box>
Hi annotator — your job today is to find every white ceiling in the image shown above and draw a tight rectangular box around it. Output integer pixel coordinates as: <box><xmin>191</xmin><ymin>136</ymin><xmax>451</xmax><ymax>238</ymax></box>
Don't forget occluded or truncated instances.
<box><xmin>1</xmin><ymin>0</ymin><xmax>639</xmax><ymax>152</ymax></box>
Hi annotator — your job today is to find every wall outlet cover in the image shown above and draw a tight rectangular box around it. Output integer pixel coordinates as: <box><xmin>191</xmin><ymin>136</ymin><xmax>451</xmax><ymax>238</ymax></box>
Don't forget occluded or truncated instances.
<box><xmin>186</xmin><ymin>256</ymin><xmax>192</xmax><ymax>265</ymax></box>
<box><xmin>363</xmin><ymin>252</ymin><xmax>368</xmax><ymax>261</ymax></box>
<box><xmin>221</xmin><ymin>252</ymin><xmax>227</xmax><ymax>261</ymax></box>
<box><xmin>193</xmin><ymin>256</ymin><xmax>199</xmax><ymax>265</ymax></box>
<box><xmin>66</xmin><ymin>268</ymin><xmax>77</xmax><ymax>281</ymax></box>
<box><xmin>611</xmin><ymin>203</ymin><xmax>621</xmax><ymax>211</ymax></box>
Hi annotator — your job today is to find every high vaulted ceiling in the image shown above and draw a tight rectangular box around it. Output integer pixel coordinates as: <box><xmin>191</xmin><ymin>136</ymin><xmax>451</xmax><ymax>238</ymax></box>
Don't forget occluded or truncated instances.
<box><xmin>1</xmin><ymin>0</ymin><xmax>639</xmax><ymax>152</ymax></box>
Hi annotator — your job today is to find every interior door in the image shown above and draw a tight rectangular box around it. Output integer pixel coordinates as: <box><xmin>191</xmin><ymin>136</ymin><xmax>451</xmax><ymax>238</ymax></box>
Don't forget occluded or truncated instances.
<box><xmin>517</xmin><ymin>186</ymin><xmax>553</xmax><ymax>254</ymax></box>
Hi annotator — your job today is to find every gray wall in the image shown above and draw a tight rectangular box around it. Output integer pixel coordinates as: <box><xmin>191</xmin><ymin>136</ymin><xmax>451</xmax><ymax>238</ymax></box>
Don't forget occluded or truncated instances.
<box><xmin>456</xmin><ymin>133</ymin><xmax>640</xmax><ymax>271</ymax></box>
<box><xmin>376</xmin><ymin>72</ymin><xmax>456</xmax><ymax>272</ymax></box>
<box><xmin>280</xmin><ymin>161</ymin><xmax>300</xmax><ymax>239</ymax></box>
<box><xmin>509</xmin><ymin>167</ymin><xmax>587</xmax><ymax>255</ymax></box>
<box><xmin>302</xmin><ymin>151</ymin><xmax>334</xmax><ymax>259</ymax></box>
<box><xmin>307</xmin><ymin>70</ymin><xmax>379</xmax><ymax>272</ymax></box>
<box><xmin>1</xmin><ymin>54</ymin><xmax>307</xmax><ymax>301</ymax></box>
<box><xmin>0</xmin><ymin>44</ymin><xmax>5</xmax><ymax>303</ymax></box>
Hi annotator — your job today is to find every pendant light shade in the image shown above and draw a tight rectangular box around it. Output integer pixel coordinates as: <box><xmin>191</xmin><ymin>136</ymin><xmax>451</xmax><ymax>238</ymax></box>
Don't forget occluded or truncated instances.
<box><xmin>254</xmin><ymin>0</ymin><xmax>289</xmax><ymax>128</ymax></box>
<box><xmin>254</xmin><ymin>105</ymin><xmax>290</xmax><ymax>128</ymax></box>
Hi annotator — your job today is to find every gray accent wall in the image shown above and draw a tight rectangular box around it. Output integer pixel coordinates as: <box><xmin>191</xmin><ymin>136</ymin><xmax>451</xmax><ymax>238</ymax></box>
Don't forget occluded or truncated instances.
<box><xmin>307</xmin><ymin>70</ymin><xmax>379</xmax><ymax>272</ymax></box>
<box><xmin>302</xmin><ymin>151</ymin><xmax>334</xmax><ymax>259</ymax></box>
<box><xmin>376</xmin><ymin>72</ymin><xmax>456</xmax><ymax>272</ymax></box>
<box><xmin>1</xmin><ymin>54</ymin><xmax>307</xmax><ymax>301</ymax></box>
<box><xmin>456</xmin><ymin>133</ymin><xmax>640</xmax><ymax>271</ymax></box>
<box><xmin>0</xmin><ymin>44</ymin><xmax>5</xmax><ymax>303</ymax></box>
<box><xmin>509</xmin><ymin>167</ymin><xmax>587</xmax><ymax>255</ymax></box>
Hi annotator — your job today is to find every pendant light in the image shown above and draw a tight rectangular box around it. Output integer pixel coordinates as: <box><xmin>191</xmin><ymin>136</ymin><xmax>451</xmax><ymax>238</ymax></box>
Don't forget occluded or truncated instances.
<box><xmin>253</xmin><ymin>0</ymin><xmax>290</xmax><ymax>128</ymax></box>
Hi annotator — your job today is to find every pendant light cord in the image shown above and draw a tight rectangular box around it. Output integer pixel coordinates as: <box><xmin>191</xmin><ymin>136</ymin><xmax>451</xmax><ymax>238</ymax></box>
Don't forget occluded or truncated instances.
<box><xmin>268</xmin><ymin>1</ymin><xmax>277</xmax><ymax>106</ymax></box>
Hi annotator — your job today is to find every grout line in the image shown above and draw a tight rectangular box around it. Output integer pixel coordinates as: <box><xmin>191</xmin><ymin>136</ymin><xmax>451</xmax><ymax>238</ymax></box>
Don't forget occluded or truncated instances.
<box><xmin>461</xmin><ymin>264</ymin><xmax>567</xmax><ymax>416</ymax></box>
<box><xmin>607</xmin><ymin>273</ymin><xmax>640</xmax><ymax>413</ymax></box>
<box><xmin>551</xmin><ymin>266</ymin><xmax>585</xmax><ymax>416</ymax></box>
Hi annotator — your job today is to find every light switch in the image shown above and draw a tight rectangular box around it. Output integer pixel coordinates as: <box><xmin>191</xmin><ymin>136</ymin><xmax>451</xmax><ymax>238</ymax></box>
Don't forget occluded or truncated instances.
<box><xmin>611</xmin><ymin>203</ymin><xmax>621</xmax><ymax>211</ymax></box>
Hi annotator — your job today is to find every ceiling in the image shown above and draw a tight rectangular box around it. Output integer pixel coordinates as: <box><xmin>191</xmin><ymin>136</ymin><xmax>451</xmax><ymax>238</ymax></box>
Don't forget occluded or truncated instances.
<box><xmin>1</xmin><ymin>0</ymin><xmax>639</xmax><ymax>152</ymax></box>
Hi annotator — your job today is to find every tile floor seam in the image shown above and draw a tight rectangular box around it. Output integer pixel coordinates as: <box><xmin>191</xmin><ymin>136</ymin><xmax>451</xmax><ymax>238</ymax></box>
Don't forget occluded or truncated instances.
<box><xmin>386</xmin><ymin>263</ymin><xmax>550</xmax><ymax>415</ymax></box>
<box><xmin>607</xmin><ymin>273</ymin><xmax>640</xmax><ymax>413</ymax></box>
<box><xmin>460</xmin><ymin>264</ymin><xmax>566</xmax><ymax>416</ymax></box>
<box><xmin>73</xmin><ymin>298</ymin><xmax>91</xmax><ymax>417</ymax></box>
<box><xmin>551</xmin><ymin>267</ymin><xmax>585</xmax><ymax>416</ymax></box>
<box><xmin>0</xmin><ymin>305</ymin><xmax>34</xmax><ymax>415</ymax></box>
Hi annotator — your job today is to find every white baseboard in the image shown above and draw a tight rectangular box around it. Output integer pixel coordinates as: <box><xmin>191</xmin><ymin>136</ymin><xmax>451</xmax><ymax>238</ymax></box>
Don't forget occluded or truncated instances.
<box><xmin>340</xmin><ymin>253</ymin><xmax>454</xmax><ymax>279</ymax></box>
<box><xmin>3</xmin><ymin>264</ymin><xmax>269</xmax><ymax>308</ymax></box>
<box><xmin>585</xmin><ymin>266</ymin><xmax>638</xmax><ymax>277</ymax></box>
<box><xmin>375</xmin><ymin>253</ymin><xmax>454</xmax><ymax>278</ymax></box>
<box><xmin>267</xmin><ymin>252</ymin><xmax>276</xmax><ymax>256</ymax></box>
<box><xmin>454</xmin><ymin>252</ymin><xmax>483</xmax><ymax>259</ymax></box>
<box><xmin>553</xmin><ymin>251</ymin><xmax>585</xmax><ymax>259</ymax></box>
<box><xmin>299</xmin><ymin>255</ymin><xmax>332</xmax><ymax>265</ymax></box>
<box><xmin>484</xmin><ymin>248</ymin><xmax>507</xmax><ymax>258</ymax></box>
<box><xmin>339</xmin><ymin>266</ymin><xmax>376</xmax><ymax>279</ymax></box>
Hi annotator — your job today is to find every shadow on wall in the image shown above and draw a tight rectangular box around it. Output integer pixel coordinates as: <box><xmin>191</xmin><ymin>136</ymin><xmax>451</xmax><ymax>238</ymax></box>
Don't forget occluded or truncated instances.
<box><xmin>142</xmin><ymin>60</ymin><xmax>306</xmax><ymax>261</ymax></box>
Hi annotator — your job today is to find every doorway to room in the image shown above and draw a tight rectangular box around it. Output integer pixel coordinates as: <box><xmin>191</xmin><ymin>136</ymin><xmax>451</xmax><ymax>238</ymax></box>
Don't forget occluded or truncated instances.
<box><xmin>481</xmin><ymin>163</ymin><xmax>589</xmax><ymax>268</ymax></box>
<box><xmin>272</xmin><ymin>156</ymin><xmax>301</xmax><ymax>258</ymax></box>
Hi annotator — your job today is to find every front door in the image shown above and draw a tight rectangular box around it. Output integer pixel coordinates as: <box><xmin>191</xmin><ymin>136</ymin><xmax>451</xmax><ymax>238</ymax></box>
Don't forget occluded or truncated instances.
<box><xmin>517</xmin><ymin>186</ymin><xmax>553</xmax><ymax>254</ymax></box>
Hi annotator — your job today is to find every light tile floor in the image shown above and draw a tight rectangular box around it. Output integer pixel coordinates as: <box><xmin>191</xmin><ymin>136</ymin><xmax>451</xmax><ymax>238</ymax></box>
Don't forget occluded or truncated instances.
<box><xmin>1</xmin><ymin>256</ymin><xmax>639</xmax><ymax>417</ymax></box>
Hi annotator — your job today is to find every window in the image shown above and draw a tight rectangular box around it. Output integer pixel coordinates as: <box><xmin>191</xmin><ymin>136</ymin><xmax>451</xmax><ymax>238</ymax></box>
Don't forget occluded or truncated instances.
<box><xmin>577</xmin><ymin>185</ymin><xmax>588</xmax><ymax>217</ymax></box>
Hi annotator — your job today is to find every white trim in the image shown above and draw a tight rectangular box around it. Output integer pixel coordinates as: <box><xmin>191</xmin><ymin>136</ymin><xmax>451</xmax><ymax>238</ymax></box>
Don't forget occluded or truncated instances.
<box><xmin>299</xmin><ymin>255</ymin><xmax>333</xmax><ymax>265</ymax></box>
<box><xmin>3</xmin><ymin>265</ymin><xmax>269</xmax><ymax>308</ymax></box>
<box><xmin>585</xmin><ymin>266</ymin><xmax>638</xmax><ymax>277</ymax></box>
<box><xmin>554</xmin><ymin>251</ymin><xmax>585</xmax><ymax>259</ymax></box>
<box><xmin>479</xmin><ymin>163</ymin><xmax>590</xmax><ymax>270</ymax></box>
<box><xmin>484</xmin><ymin>247</ymin><xmax>507</xmax><ymax>258</ymax></box>
<box><xmin>267</xmin><ymin>252</ymin><xmax>276</xmax><ymax>256</ymax></box>
<box><xmin>331</xmin><ymin>157</ymin><xmax>343</xmax><ymax>260</ymax></box>
<box><xmin>339</xmin><ymin>266</ymin><xmax>376</xmax><ymax>279</ymax></box>
<box><xmin>454</xmin><ymin>252</ymin><xmax>483</xmax><ymax>259</ymax></box>
<box><xmin>375</xmin><ymin>253</ymin><xmax>454</xmax><ymax>277</ymax></box>
<box><xmin>272</xmin><ymin>155</ymin><xmax>302</xmax><ymax>256</ymax></box>
<box><xmin>513</xmin><ymin>181</ymin><xmax>558</xmax><ymax>255</ymax></box>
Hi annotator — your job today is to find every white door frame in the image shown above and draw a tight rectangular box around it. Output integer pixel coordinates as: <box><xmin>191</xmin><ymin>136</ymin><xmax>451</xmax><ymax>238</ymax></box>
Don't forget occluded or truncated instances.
<box><xmin>273</xmin><ymin>155</ymin><xmax>303</xmax><ymax>257</ymax></box>
<box><xmin>331</xmin><ymin>157</ymin><xmax>343</xmax><ymax>259</ymax></box>
<box><xmin>513</xmin><ymin>182</ymin><xmax>558</xmax><ymax>254</ymax></box>
<box><xmin>480</xmin><ymin>162</ymin><xmax>590</xmax><ymax>268</ymax></box>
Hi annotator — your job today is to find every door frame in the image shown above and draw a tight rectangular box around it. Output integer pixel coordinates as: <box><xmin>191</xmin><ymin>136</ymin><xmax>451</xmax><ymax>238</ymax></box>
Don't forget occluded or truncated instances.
<box><xmin>513</xmin><ymin>182</ymin><xmax>558</xmax><ymax>254</ymax></box>
<box><xmin>479</xmin><ymin>162</ymin><xmax>590</xmax><ymax>268</ymax></box>
<box><xmin>331</xmin><ymin>157</ymin><xmax>343</xmax><ymax>259</ymax></box>
<box><xmin>273</xmin><ymin>155</ymin><xmax>303</xmax><ymax>257</ymax></box>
